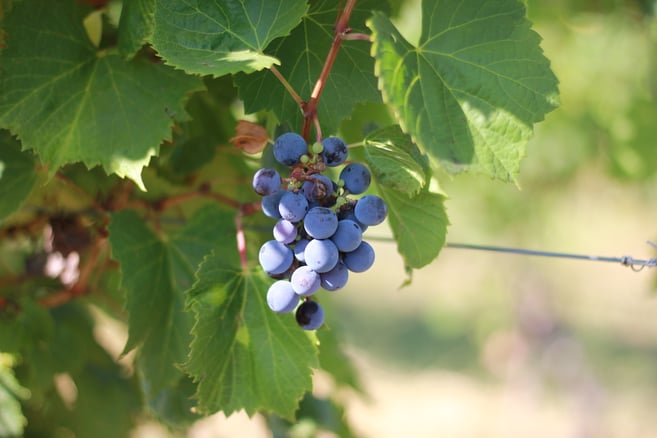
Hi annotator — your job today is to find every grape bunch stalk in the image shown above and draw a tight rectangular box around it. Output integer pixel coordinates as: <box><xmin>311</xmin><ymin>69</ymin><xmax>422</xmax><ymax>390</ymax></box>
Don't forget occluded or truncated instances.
<box><xmin>253</xmin><ymin>132</ymin><xmax>387</xmax><ymax>330</ymax></box>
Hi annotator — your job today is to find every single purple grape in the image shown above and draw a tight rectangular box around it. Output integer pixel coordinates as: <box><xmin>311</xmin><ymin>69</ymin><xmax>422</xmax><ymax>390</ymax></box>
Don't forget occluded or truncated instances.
<box><xmin>252</xmin><ymin>168</ymin><xmax>281</xmax><ymax>196</ymax></box>
<box><xmin>291</xmin><ymin>266</ymin><xmax>321</xmax><ymax>296</ymax></box>
<box><xmin>267</xmin><ymin>280</ymin><xmax>299</xmax><ymax>313</ymax></box>
<box><xmin>320</xmin><ymin>261</ymin><xmax>349</xmax><ymax>291</ymax></box>
<box><xmin>295</xmin><ymin>300</ymin><xmax>325</xmax><ymax>330</ymax></box>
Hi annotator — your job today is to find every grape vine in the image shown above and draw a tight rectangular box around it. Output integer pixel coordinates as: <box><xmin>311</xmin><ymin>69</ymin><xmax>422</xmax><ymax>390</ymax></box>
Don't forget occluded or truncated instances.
<box><xmin>0</xmin><ymin>0</ymin><xmax>562</xmax><ymax>435</ymax></box>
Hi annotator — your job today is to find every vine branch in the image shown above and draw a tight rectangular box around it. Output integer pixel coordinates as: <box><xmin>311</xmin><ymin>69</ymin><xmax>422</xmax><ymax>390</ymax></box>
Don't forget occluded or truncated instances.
<box><xmin>301</xmin><ymin>0</ymin><xmax>359</xmax><ymax>141</ymax></box>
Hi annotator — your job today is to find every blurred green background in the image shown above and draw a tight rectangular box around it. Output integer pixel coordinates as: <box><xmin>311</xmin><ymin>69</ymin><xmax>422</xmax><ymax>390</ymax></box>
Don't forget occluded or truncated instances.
<box><xmin>329</xmin><ymin>1</ymin><xmax>657</xmax><ymax>437</ymax></box>
<box><xmin>140</xmin><ymin>1</ymin><xmax>657</xmax><ymax>436</ymax></box>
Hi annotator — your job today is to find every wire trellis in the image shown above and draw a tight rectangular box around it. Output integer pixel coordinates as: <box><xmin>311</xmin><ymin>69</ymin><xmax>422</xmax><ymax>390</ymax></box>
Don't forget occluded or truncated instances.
<box><xmin>367</xmin><ymin>237</ymin><xmax>657</xmax><ymax>272</ymax></box>
<box><xmin>444</xmin><ymin>242</ymin><xmax>657</xmax><ymax>272</ymax></box>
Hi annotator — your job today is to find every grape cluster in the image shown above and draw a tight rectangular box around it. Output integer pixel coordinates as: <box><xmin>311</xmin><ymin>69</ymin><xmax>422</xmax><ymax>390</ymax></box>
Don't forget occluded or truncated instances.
<box><xmin>253</xmin><ymin>132</ymin><xmax>387</xmax><ymax>330</ymax></box>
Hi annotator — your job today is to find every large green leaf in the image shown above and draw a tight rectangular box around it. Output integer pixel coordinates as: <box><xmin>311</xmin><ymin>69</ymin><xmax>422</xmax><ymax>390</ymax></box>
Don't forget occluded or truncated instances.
<box><xmin>118</xmin><ymin>0</ymin><xmax>156</xmax><ymax>59</ymax></box>
<box><xmin>150</xmin><ymin>0</ymin><xmax>308</xmax><ymax>76</ymax></box>
<box><xmin>108</xmin><ymin>205</ymin><xmax>235</xmax><ymax>400</ymax></box>
<box><xmin>0</xmin><ymin>0</ymin><xmax>202</xmax><ymax>190</ymax></box>
<box><xmin>0</xmin><ymin>131</ymin><xmax>36</xmax><ymax>222</ymax></box>
<box><xmin>378</xmin><ymin>187</ymin><xmax>448</xmax><ymax>270</ymax></box>
<box><xmin>235</xmin><ymin>0</ymin><xmax>387</xmax><ymax>135</ymax></box>
<box><xmin>20</xmin><ymin>303</ymin><xmax>141</xmax><ymax>438</ymax></box>
<box><xmin>363</xmin><ymin>125</ymin><xmax>446</xmax><ymax>270</ymax></box>
<box><xmin>185</xmin><ymin>254</ymin><xmax>318</xmax><ymax>420</ymax></box>
<box><xmin>364</xmin><ymin>125</ymin><xmax>429</xmax><ymax>196</ymax></box>
<box><xmin>368</xmin><ymin>0</ymin><xmax>559</xmax><ymax>182</ymax></box>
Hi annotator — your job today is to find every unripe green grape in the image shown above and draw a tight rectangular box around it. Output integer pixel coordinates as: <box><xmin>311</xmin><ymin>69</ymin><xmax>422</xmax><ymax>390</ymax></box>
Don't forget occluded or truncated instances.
<box><xmin>334</xmin><ymin>196</ymin><xmax>347</xmax><ymax>209</ymax></box>
<box><xmin>312</xmin><ymin>142</ymin><xmax>324</xmax><ymax>154</ymax></box>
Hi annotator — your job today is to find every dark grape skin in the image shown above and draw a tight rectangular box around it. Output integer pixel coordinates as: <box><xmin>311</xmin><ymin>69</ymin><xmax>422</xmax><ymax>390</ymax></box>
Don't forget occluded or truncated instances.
<box><xmin>293</xmin><ymin>238</ymin><xmax>310</xmax><ymax>263</ymax></box>
<box><xmin>273</xmin><ymin>132</ymin><xmax>308</xmax><ymax>166</ymax></box>
<box><xmin>343</xmin><ymin>241</ymin><xmax>375</xmax><ymax>272</ymax></box>
<box><xmin>278</xmin><ymin>191</ymin><xmax>309</xmax><ymax>223</ymax></box>
<box><xmin>354</xmin><ymin>195</ymin><xmax>387</xmax><ymax>226</ymax></box>
<box><xmin>302</xmin><ymin>174</ymin><xmax>334</xmax><ymax>203</ymax></box>
<box><xmin>304</xmin><ymin>207</ymin><xmax>338</xmax><ymax>239</ymax></box>
<box><xmin>295</xmin><ymin>300</ymin><xmax>325</xmax><ymax>330</ymax></box>
<box><xmin>252</xmin><ymin>168</ymin><xmax>281</xmax><ymax>196</ymax></box>
<box><xmin>339</xmin><ymin>163</ymin><xmax>371</xmax><ymax>194</ymax></box>
<box><xmin>321</xmin><ymin>136</ymin><xmax>348</xmax><ymax>167</ymax></box>
<box><xmin>261</xmin><ymin>190</ymin><xmax>286</xmax><ymax>219</ymax></box>
<box><xmin>330</xmin><ymin>219</ymin><xmax>362</xmax><ymax>252</ymax></box>
<box><xmin>320</xmin><ymin>261</ymin><xmax>349</xmax><ymax>291</ymax></box>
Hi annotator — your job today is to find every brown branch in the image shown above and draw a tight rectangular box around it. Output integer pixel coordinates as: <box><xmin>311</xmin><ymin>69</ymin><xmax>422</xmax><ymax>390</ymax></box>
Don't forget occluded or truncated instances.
<box><xmin>301</xmin><ymin>0</ymin><xmax>359</xmax><ymax>140</ymax></box>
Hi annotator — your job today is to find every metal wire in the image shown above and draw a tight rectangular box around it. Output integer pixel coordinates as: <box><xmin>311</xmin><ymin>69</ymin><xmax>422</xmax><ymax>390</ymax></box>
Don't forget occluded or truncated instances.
<box><xmin>444</xmin><ymin>242</ymin><xmax>657</xmax><ymax>271</ymax></box>
<box><xmin>365</xmin><ymin>236</ymin><xmax>657</xmax><ymax>271</ymax></box>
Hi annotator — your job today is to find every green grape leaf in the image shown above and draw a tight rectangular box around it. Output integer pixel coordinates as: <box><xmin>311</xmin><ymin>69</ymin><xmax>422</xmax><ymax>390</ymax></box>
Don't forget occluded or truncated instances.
<box><xmin>235</xmin><ymin>0</ymin><xmax>387</xmax><ymax>135</ymax></box>
<box><xmin>53</xmin><ymin>358</ymin><xmax>140</xmax><ymax>438</ymax></box>
<box><xmin>0</xmin><ymin>299</ymin><xmax>53</xmax><ymax>357</ymax></box>
<box><xmin>185</xmin><ymin>254</ymin><xmax>318</xmax><ymax>420</ymax></box>
<box><xmin>146</xmin><ymin>375</ymin><xmax>199</xmax><ymax>427</ymax></box>
<box><xmin>108</xmin><ymin>205</ymin><xmax>235</xmax><ymax>398</ymax></box>
<box><xmin>25</xmin><ymin>303</ymin><xmax>141</xmax><ymax>438</ymax></box>
<box><xmin>364</xmin><ymin>125</ymin><xmax>429</xmax><ymax>196</ymax></box>
<box><xmin>0</xmin><ymin>0</ymin><xmax>202</xmax><ymax>190</ymax></box>
<box><xmin>118</xmin><ymin>0</ymin><xmax>156</xmax><ymax>59</ymax></box>
<box><xmin>368</xmin><ymin>0</ymin><xmax>559</xmax><ymax>182</ymax></box>
<box><xmin>0</xmin><ymin>131</ymin><xmax>36</xmax><ymax>222</ymax></box>
<box><xmin>150</xmin><ymin>0</ymin><xmax>308</xmax><ymax>76</ymax></box>
<box><xmin>377</xmin><ymin>186</ymin><xmax>449</xmax><ymax>270</ymax></box>
<box><xmin>0</xmin><ymin>362</ymin><xmax>29</xmax><ymax>438</ymax></box>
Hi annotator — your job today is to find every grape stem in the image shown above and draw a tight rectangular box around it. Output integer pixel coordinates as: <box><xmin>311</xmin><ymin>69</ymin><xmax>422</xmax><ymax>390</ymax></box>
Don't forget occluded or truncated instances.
<box><xmin>270</xmin><ymin>66</ymin><xmax>305</xmax><ymax>109</ymax></box>
<box><xmin>301</xmin><ymin>0</ymin><xmax>359</xmax><ymax>142</ymax></box>
<box><xmin>235</xmin><ymin>212</ymin><xmax>249</xmax><ymax>270</ymax></box>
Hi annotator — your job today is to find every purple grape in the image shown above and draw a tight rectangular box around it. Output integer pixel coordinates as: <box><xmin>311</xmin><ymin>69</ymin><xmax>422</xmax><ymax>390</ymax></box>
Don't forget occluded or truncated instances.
<box><xmin>252</xmin><ymin>168</ymin><xmax>281</xmax><ymax>196</ymax></box>
<box><xmin>258</xmin><ymin>240</ymin><xmax>293</xmax><ymax>275</ymax></box>
<box><xmin>354</xmin><ymin>195</ymin><xmax>387</xmax><ymax>226</ymax></box>
<box><xmin>261</xmin><ymin>190</ymin><xmax>285</xmax><ymax>219</ymax></box>
<box><xmin>273</xmin><ymin>132</ymin><xmax>308</xmax><ymax>166</ymax></box>
<box><xmin>343</xmin><ymin>241</ymin><xmax>375</xmax><ymax>272</ymax></box>
<box><xmin>273</xmin><ymin>219</ymin><xmax>297</xmax><ymax>244</ymax></box>
<box><xmin>320</xmin><ymin>261</ymin><xmax>349</xmax><ymax>291</ymax></box>
<box><xmin>290</xmin><ymin>266</ymin><xmax>321</xmax><ymax>296</ymax></box>
<box><xmin>304</xmin><ymin>239</ymin><xmax>339</xmax><ymax>273</ymax></box>
<box><xmin>293</xmin><ymin>238</ymin><xmax>310</xmax><ymax>262</ymax></box>
<box><xmin>338</xmin><ymin>206</ymin><xmax>368</xmax><ymax>232</ymax></box>
<box><xmin>339</xmin><ymin>163</ymin><xmax>371</xmax><ymax>194</ymax></box>
<box><xmin>267</xmin><ymin>280</ymin><xmax>299</xmax><ymax>313</ymax></box>
<box><xmin>304</xmin><ymin>207</ymin><xmax>338</xmax><ymax>239</ymax></box>
<box><xmin>278</xmin><ymin>191</ymin><xmax>308</xmax><ymax>222</ymax></box>
<box><xmin>321</xmin><ymin>137</ymin><xmax>348</xmax><ymax>167</ymax></box>
<box><xmin>295</xmin><ymin>300</ymin><xmax>325</xmax><ymax>330</ymax></box>
<box><xmin>330</xmin><ymin>219</ymin><xmax>362</xmax><ymax>252</ymax></box>
<box><xmin>301</xmin><ymin>174</ymin><xmax>334</xmax><ymax>202</ymax></box>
